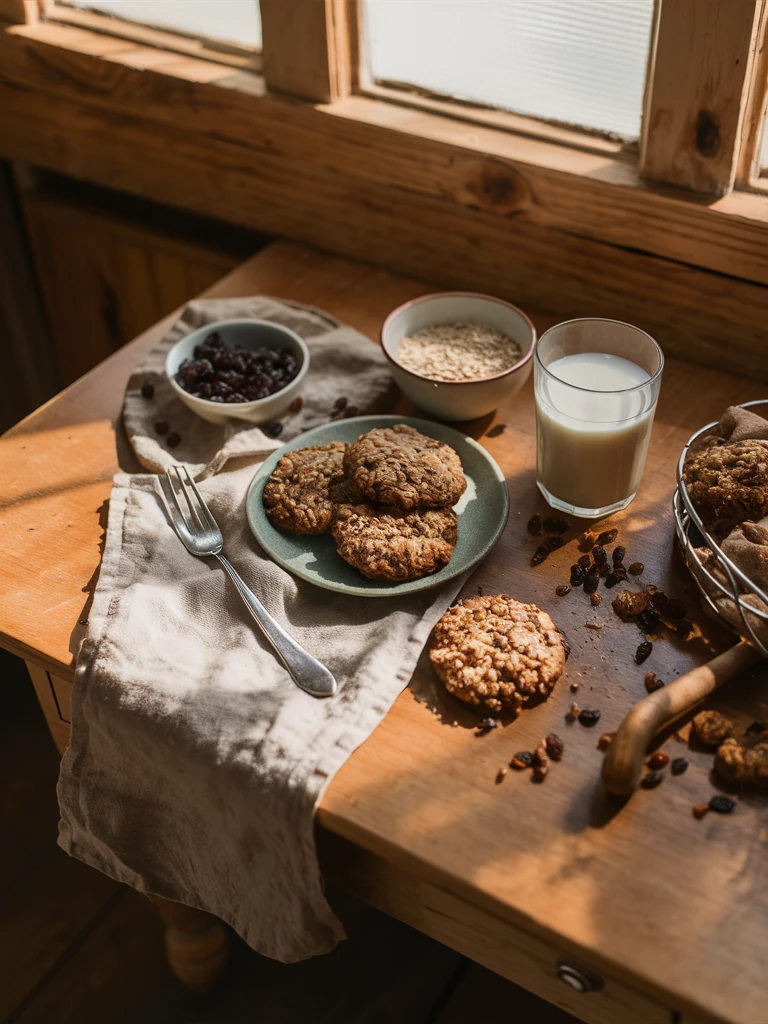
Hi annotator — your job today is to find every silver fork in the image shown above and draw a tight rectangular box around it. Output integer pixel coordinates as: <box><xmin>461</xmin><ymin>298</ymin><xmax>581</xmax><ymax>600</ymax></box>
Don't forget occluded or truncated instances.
<box><xmin>160</xmin><ymin>465</ymin><xmax>336</xmax><ymax>698</ymax></box>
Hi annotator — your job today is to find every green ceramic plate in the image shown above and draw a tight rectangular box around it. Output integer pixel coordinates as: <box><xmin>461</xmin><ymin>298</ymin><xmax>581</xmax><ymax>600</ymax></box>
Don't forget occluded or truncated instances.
<box><xmin>246</xmin><ymin>415</ymin><xmax>509</xmax><ymax>597</ymax></box>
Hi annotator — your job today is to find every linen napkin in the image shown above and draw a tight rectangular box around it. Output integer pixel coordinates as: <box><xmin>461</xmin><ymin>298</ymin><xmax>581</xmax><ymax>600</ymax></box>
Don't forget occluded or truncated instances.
<box><xmin>58</xmin><ymin>297</ymin><xmax>468</xmax><ymax>961</ymax></box>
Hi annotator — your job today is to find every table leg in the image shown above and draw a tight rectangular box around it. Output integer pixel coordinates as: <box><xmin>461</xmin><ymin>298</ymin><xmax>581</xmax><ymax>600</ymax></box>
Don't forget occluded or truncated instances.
<box><xmin>150</xmin><ymin>895</ymin><xmax>230</xmax><ymax>992</ymax></box>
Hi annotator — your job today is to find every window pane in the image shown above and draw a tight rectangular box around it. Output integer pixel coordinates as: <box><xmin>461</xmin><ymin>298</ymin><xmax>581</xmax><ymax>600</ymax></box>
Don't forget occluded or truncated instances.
<box><xmin>760</xmin><ymin>102</ymin><xmax>768</xmax><ymax>175</ymax></box>
<box><xmin>362</xmin><ymin>0</ymin><xmax>654</xmax><ymax>140</ymax></box>
<box><xmin>64</xmin><ymin>0</ymin><xmax>262</xmax><ymax>49</ymax></box>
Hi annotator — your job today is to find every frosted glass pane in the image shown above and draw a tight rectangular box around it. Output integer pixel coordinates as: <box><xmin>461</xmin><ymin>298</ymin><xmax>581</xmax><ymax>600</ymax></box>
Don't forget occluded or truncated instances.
<box><xmin>65</xmin><ymin>0</ymin><xmax>261</xmax><ymax>48</ymax></box>
<box><xmin>363</xmin><ymin>0</ymin><xmax>654</xmax><ymax>140</ymax></box>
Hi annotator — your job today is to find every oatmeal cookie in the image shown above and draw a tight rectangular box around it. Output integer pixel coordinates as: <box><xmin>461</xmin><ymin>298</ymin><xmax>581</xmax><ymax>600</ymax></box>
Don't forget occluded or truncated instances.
<box><xmin>344</xmin><ymin>424</ymin><xmax>466</xmax><ymax>511</ymax></box>
<box><xmin>683</xmin><ymin>437</ymin><xmax>768</xmax><ymax>536</ymax></box>
<box><xmin>692</xmin><ymin>709</ymin><xmax>733</xmax><ymax>748</ymax></box>
<box><xmin>262</xmin><ymin>442</ymin><xmax>347</xmax><ymax>535</ymax></box>
<box><xmin>331</xmin><ymin>503</ymin><xmax>457</xmax><ymax>581</ymax></box>
<box><xmin>429</xmin><ymin>595</ymin><xmax>565</xmax><ymax>713</ymax></box>
<box><xmin>715</xmin><ymin>738</ymin><xmax>768</xmax><ymax>791</ymax></box>
<box><xmin>328</xmin><ymin>476</ymin><xmax>366</xmax><ymax>506</ymax></box>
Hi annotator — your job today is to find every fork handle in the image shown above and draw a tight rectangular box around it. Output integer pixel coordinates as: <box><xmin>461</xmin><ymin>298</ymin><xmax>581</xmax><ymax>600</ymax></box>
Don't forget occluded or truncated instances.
<box><xmin>214</xmin><ymin>554</ymin><xmax>337</xmax><ymax>698</ymax></box>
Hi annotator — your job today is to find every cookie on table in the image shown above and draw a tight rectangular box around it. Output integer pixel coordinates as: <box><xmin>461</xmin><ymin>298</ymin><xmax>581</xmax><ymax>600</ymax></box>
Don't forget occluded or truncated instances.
<box><xmin>344</xmin><ymin>424</ymin><xmax>466</xmax><ymax>512</ymax></box>
<box><xmin>429</xmin><ymin>595</ymin><xmax>565</xmax><ymax>714</ymax></box>
<box><xmin>331</xmin><ymin>503</ymin><xmax>458</xmax><ymax>581</ymax></box>
<box><xmin>263</xmin><ymin>442</ymin><xmax>347</xmax><ymax>535</ymax></box>
<box><xmin>683</xmin><ymin>437</ymin><xmax>768</xmax><ymax>537</ymax></box>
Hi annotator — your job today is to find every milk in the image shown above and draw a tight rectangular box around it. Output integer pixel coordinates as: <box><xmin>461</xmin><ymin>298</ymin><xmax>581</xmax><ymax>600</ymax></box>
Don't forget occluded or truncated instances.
<box><xmin>535</xmin><ymin>352</ymin><xmax>655</xmax><ymax>512</ymax></box>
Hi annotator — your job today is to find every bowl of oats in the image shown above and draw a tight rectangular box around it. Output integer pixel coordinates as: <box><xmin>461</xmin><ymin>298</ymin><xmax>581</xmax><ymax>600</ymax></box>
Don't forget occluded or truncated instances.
<box><xmin>381</xmin><ymin>292</ymin><xmax>535</xmax><ymax>421</ymax></box>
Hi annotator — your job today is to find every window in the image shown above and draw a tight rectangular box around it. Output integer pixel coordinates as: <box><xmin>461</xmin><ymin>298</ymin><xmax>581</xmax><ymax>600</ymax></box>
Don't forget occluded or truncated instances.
<box><xmin>361</xmin><ymin>0</ymin><xmax>655</xmax><ymax>141</ymax></box>
<box><xmin>760</xmin><ymin>104</ymin><xmax>768</xmax><ymax>176</ymax></box>
<box><xmin>62</xmin><ymin>0</ymin><xmax>262</xmax><ymax>49</ymax></box>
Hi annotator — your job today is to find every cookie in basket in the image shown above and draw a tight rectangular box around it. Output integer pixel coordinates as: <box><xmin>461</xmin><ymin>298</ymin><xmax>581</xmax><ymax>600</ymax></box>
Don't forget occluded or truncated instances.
<box><xmin>683</xmin><ymin>437</ymin><xmax>768</xmax><ymax>537</ymax></box>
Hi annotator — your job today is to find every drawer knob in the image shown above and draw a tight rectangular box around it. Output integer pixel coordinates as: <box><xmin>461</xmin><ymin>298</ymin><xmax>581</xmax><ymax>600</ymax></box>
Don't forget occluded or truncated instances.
<box><xmin>556</xmin><ymin>960</ymin><xmax>604</xmax><ymax>994</ymax></box>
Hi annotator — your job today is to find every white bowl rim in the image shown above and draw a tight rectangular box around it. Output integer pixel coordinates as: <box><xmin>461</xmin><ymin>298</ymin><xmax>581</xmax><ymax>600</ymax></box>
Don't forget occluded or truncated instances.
<box><xmin>380</xmin><ymin>291</ymin><xmax>537</xmax><ymax>387</ymax></box>
<box><xmin>165</xmin><ymin>318</ymin><xmax>310</xmax><ymax>409</ymax></box>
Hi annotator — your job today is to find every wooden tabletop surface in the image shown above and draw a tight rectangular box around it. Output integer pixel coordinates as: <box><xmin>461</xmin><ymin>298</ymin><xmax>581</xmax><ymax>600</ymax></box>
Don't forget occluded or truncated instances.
<box><xmin>1</xmin><ymin>242</ymin><xmax>766</xmax><ymax>1024</ymax></box>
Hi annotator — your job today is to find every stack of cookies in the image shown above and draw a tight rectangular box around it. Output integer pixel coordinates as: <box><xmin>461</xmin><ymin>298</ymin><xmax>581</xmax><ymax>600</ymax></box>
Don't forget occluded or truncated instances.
<box><xmin>263</xmin><ymin>424</ymin><xmax>466</xmax><ymax>582</ymax></box>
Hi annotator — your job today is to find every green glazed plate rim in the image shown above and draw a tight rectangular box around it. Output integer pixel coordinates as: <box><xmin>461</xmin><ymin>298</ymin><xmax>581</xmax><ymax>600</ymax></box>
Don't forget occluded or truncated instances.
<box><xmin>246</xmin><ymin>415</ymin><xmax>509</xmax><ymax>597</ymax></box>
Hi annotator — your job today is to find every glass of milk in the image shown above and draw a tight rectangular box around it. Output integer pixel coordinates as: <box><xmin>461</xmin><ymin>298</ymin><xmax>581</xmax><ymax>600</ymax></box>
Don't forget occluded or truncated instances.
<box><xmin>534</xmin><ymin>319</ymin><xmax>663</xmax><ymax>517</ymax></box>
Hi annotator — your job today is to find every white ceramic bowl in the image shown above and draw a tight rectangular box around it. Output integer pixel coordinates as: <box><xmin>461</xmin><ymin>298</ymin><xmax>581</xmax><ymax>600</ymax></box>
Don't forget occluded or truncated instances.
<box><xmin>165</xmin><ymin>319</ymin><xmax>309</xmax><ymax>426</ymax></box>
<box><xmin>381</xmin><ymin>292</ymin><xmax>536</xmax><ymax>421</ymax></box>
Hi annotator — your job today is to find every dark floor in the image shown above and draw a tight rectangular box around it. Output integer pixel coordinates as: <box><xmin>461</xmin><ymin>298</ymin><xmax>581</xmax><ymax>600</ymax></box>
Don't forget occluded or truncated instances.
<box><xmin>0</xmin><ymin>650</ymin><xmax>578</xmax><ymax>1024</ymax></box>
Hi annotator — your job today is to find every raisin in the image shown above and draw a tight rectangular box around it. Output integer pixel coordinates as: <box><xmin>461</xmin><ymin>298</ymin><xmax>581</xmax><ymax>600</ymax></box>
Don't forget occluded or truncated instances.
<box><xmin>612</xmin><ymin>545</ymin><xmax>626</xmax><ymax>566</ymax></box>
<box><xmin>545</xmin><ymin>733</ymin><xmax>564</xmax><ymax>761</ymax></box>
<box><xmin>263</xmin><ymin>422</ymin><xmax>284</xmax><ymax>439</ymax></box>
<box><xmin>570</xmin><ymin>565</ymin><xmax>585</xmax><ymax>586</ymax></box>
<box><xmin>666</xmin><ymin>599</ymin><xmax>687</xmax><ymax>619</ymax></box>
<box><xmin>692</xmin><ymin>803</ymin><xmax>709</xmax><ymax>819</ymax></box>
<box><xmin>590</xmin><ymin>592</ymin><xmax>602</xmax><ymax>606</ymax></box>
<box><xmin>527</xmin><ymin>513</ymin><xmax>543</xmax><ymax>536</ymax></box>
<box><xmin>649</xmin><ymin>591</ymin><xmax>669</xmax><ymax>613</ymax></box>
<box><xmin>344</xmin><ymin>405</ymin><xmax>359</xmax><ymax>418</ymax></box>
<box><xmin>638</xmin><ymin>608</ymin><xmax>661</xmax><ymax>634</ymax></box>
<box><xmin>670</xmin><ymin>757</ymin><xmax>689</xmax><ymax>775</ymax></box>
<box><xmin>475</xmin><ymin>718</ymin><xmax>498</xmax><ymax>736</ymax></box>
<box><xmin>154</xmin><ymin>420</ymin><xmax>170</xmax><ymax>436</ymax></box>
<box><xmin>583</xmin><ymin>567</ymin><xmax>600</xmax><ymax>594</ymax></box>
<box><xmin>578</xmin><ymin>708</ymin><xmax>601</xmax><ymax>727</ymax></box>
<box><xmin>543</xmin><ymin>516</ymin><xmax>569</xmax><ymax>535</ymax></box>
<box><xmin>555</xmin><ymin>584</ymin><xmax>571</xmax><ymax>597</ymax></box>
<box><xmin>530</xmin><ymin>536</ymin><xmax>563</xmax><ymax>567</ymax></box>
<box><xmin>598</xmin><ymin>732</ymin><xmax>614</xmax><ymax>751</ymax></box>
<box><xmin>486</xmin><ymin>423</ymin><xmax>506</xmax><ymax>438</ymax></box>
<box><xmin>141</xmin><ymin>381</ymin><xmax>155</xmax><ymax>399</ymax></box>
<box><xmin>645</xmin><ymin>675</ymin><xmax>665</xmax><ymax>693</ymax></box>
<box><xmin>612</xmin><ymin>566</ymin><xmax>628</xmax><ymax>581</ymax></box>
<box><xmin>592</xmin><ymin>545</ymin><xmax>609</xmax><ymax>565</ymax></box>
<box><xmin>511</xmin><ymin>751</ymin><xmax>534</xmax><ymax>769</ymax></box>
<box><xmin>289</xmin><ymin>395</ymin><xmax>304</xmax><ymax>415</ymax></box>
<box><xmin>605</xmin><ymin>572</ymin><xmax>621</xmax><ymax>589</ymax></box>
<box><xmin>333</xmin><ymin>397</ymin><xmax>348</xmax><ymax>412</ymax></box>
<box><xmin>641</xmin><ymin>770</ymin><xmax>664</xmax><ymax>789</ymax></box>
<box><xmin>635</xmin><ymin>641</ymin><xmax>653</xmax><ymax>664</ymax></box>
<box><xmin>495</xmin><ymin>768</ymin><xmax>507</xmax><ymax>784</ymax></box>
<box><xmin>532</xmin><ymin>766</ymin><xmax>549</xmax><ymax>783</ymax></box>
<box><xmin>628</xmin><ymin>562</ymin><xmax>644</xmax><ymax>575</ymax></box>
<box><xmin>676</xmin><ymin>620</ymin><xmax>694</xmax><ymax>640</ymax></box>
<box><xmin>597</xmin><ymin>528</ymin><xmax>618</xmax><ymax>545</ymax></box>
<box><xmin>746</xmin><ymin>720</ymin><xmax>768</xmax><ymax>736</ymax></box>
<box><xmin>166</xmin><ymin>432</ymin><xmax>181</xmax><ymax>448</ymax></box>
<box><xmin>708</xmin><ymin>795</ymin><xmax>736</xmax><ymax>814</ymax></box>
<box><xmin>647</xmin><ymin>751</ymin><xmax>670</xmax><ymax>770</ymax></box>
<box><xmin>578</xmin><ymin>554</ymin><xmax>592</xmax><ymax>570</ymax></box>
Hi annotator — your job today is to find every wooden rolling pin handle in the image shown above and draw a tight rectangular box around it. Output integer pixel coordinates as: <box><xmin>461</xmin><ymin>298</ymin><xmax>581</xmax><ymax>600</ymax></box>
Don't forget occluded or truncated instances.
<box><xmin>601</xmin><ymin>641</ymin><xmax>761</xmax><ymax>797</ymax></box>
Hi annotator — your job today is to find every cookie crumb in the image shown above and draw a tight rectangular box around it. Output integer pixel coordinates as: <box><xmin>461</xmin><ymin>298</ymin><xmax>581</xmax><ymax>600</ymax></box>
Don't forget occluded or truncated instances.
<box><xmin>692</xmin><ymin>803</ymin><xmax>709</xmax><ymax>819</ymax></box>
<box><xmin>692</xmin><ymin>710</ymin><xmax>733</xmax><ymax>748</ymax></box>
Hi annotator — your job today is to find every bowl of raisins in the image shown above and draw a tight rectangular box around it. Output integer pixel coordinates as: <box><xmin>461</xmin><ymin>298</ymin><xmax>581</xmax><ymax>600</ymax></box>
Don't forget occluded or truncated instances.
<box><xmin>165</xmin><ymin>319</ymin><xmax>309</xmax><ymax>425</ymax></box>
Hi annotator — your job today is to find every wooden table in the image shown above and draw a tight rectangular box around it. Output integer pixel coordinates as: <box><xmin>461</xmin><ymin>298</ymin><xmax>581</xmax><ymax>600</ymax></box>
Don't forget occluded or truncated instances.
<box><xmin>2</xmin><ymin>242</ymin><xmax>766</xmax><ymax>1024</ymax></box>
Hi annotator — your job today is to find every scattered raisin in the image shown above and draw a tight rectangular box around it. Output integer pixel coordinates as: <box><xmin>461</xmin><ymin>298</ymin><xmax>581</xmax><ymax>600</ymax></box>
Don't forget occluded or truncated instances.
<box><xmin>648</xmin><ymin>751</ymin><xmax>670</xmax><ymax>770</ymax></box>
<box><xmin>263</xmin><ymin>422</ymin><xmax>284</xmax><ymax>438</ymax></box>
<box><xmin>605</xmin><ymin>572</ymin><xmax>626</xmax><ymax>589</ymax></box>
<box><xmin>141</xmin><ymin>381</ymin><xmax>155</xmax><ymax>399</ymax></box>
<box><xmin>486</xmin><ymin>423</ymin><xmax>506</xmax><ymax>438</ymax></box>
<box><xmin>578</xmin><ymin>554</ymin><xmax>592</xmax><ymax>570</ymax></box>
<box><xmin>670</xmin><ymin>757</ymin><xmax>689</xmax><ymax>775</ymax></box>
<box><xmin>638</xmin><ymin>607</ymin><xmax>661</xmax><ymax>634</ymax></box>
<box><xmin>570</xmin><ymin>564</ymin><xmax>585</xmax><ymax>587</ymax></box>
<box><xmin>333</xmin><ymin>397</ymin><xmax>348</xmax><ymax>412</ymax></box>
<box><xmin>592</xmin><ymin>545</ymin><xmax>609</xmax><ymax>565</ymax></box>
<box><xmin>628</xmin><ymin>562</ymin><xmax>644</xmax><ymax>575</ymax></box>
<box><xmin>590</xmin><ymin>592</ymin><xmax>602</xmax><ymax>607</ymax></box>
<box><xmin>578</xmin><ymin>708</ymin><xmax>601</xmax><ymax>727</ymax></box>
<box><xmin>344</xmin><ymin>405</ymin><xmax>359</xmax><ymax>418</ymax></box>
<box><xmin>597</xmin><ymin>528</ymin><xmax>619</xmax><ymax>545</ymax></box>
<box><xmin>635</xmin><ymin>640</ymin><xmax>653</xmax><ymax>664</ymax></box>
<box><xmin>289</xmin><ymin>395</ymin><xmax>304</xmax><ymax>414</ymax></box>
<box><xmin>532</xmin><ymin>766</ymin><xmax>549</xmax><ymax>783</ymax></box>
<box><xmin>645</xmin><ymin>675</ymin><xmax>665</xmax><ymax>693</ymax></box>
<box><xmin>583</xmin><ymin>567</ymin><xmax>600</xmax><ymax>595</ymax></box>
<box><xmin>692</xmin><ymin>803</ymin><xmax>710</xmax><ymax>819</ymax></box>
<box><xmin>579</xmin><ymin>529</ymin><xmax>599</xmax><ymax>552</ymax></box>
<box><xmin>676</xmin><ymin>620</ymin><xmax>694</xmax><ymax>640</ymax></box>
<box><xmin>530</xmin><ymin>536</ymin><xmax>563</xmax><ymax>567</ymax></box>
<box><xmin>475</xmin><ymin>718</ymin><xmax>498</xmax><ymax>736</ymax></box>
<box><xmin>598</xmin><ymin>732</ymin><xmax>614</xmax><ymax>751</ymax></box>
<box><xmin>166</xmin><ymin>432</ymin><xmax>181</xmax><ymax>448</ymax></box>
<box><xmin>543</xmin><ymin>516</ymin><xmax>569</xmax><ymax>535</ymax></box>
<box><xmin>495</xmin><ymin>768</ymin><xmax>507</xmax><ymax>784</ymax></box>
<box><xmin>154</xmin><ymin>420</ymin><xmax>170</xmax><ymax>436</ymax></box>
<box><xmin>612</xmin><ymin>545</ymin><xmax>626</xmax><ymax>566</ymax></box>
<box><xmin>666</xmin><ymin>599</ymin><xmax>687</xmax><ymax>619</ymax></box>
<box><xmin>527</xmin><ymin>513</ymin><xmax>543</xmax><ymax>536</ymax></box>
<box><xmin>555</xmin><ymin>584</ymin><xmax>571</xmax><ymax>597</ymax></box>
<box><xmin>746</xmin><ymin>721</ymin><xmax>768</xmax><ymax>736</ymax></box>
<box><xmin>649</xmin><ymin>591</ymin><xmax>669</xmax><ymax>613</ymax></box>
<box><xmin>708</xmin><ymin>795</ymin><xmax>736</xmax><ymax>814</ymax></box>
<box><xmin>641</xmin><ymin>770</ymin><xmax>664</xmax><ymax>789</ymax></box>
<box><xmin>511</xmin><ymin>751</ymin><xmax>534</xmax><ymax>769</ymax></box>
<box><xmin>545</xmin><ymin>733</ymin><xmax>564</xmax><ymax>761</ymax></box>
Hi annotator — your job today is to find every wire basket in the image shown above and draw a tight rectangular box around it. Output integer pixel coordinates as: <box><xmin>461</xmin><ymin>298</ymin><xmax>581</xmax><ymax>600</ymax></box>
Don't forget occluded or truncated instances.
<box><xmin>673</xmin><ymin>399</ymin><xmax>768</xmax><ymax>658</ymax></box>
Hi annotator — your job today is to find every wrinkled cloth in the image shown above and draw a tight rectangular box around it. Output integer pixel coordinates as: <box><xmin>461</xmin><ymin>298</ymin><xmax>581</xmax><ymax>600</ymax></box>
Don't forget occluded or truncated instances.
<box><xmin>58</xmin><ymin>297</ymin><xmax>466</xmax><ymax>961</ymax></box>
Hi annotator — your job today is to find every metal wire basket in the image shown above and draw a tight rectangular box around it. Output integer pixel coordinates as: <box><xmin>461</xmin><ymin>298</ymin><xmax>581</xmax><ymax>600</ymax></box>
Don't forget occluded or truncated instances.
<box><xmin>673</xmin><ymin>399</ymin><xmax>768</xmax><ymax>658</ymax></box>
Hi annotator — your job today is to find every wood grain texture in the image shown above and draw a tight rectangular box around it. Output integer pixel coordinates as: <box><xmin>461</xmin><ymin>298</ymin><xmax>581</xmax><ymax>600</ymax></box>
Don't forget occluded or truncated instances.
<box><xmin>1</xmin><ymin>243</ymin><xmax>767</xmax><ymax>1024</ymax></box>
<box><xmin>0</xmin><ymin>0</ymin><xmax>38</xmax><ymax>24</ymax></box>
<box><xmin>261</xmin><ymin>0</ymin><xmax>352</xmax><ymax>102</ymax></box>
<box><xmin>736</xmin><ymin>2</ymin><xmax>768</xmax><ymax>184</ymax></box>
<box><xmin>641</xmin><ymin>0</ymin><xmax>763</xmax><ymax>195</ymax></box>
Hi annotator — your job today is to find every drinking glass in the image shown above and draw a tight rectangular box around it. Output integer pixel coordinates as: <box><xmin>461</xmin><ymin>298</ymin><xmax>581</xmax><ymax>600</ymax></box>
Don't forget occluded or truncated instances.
<box><xmin>534</xmin><ymin>319</ymin><xmax>663</xmax><ymax>518</ymax></box>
